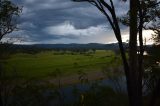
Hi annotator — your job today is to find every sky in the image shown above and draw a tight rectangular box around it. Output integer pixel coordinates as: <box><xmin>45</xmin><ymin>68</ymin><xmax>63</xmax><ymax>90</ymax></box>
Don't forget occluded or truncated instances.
<box><xmin>6</xmin><ymin>0</ymin><xmax>154</xmax><ymax>44</ymax></box>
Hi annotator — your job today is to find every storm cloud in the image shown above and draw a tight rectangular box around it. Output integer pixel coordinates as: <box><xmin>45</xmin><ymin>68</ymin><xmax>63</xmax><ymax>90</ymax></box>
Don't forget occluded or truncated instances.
<box><xmin>9</xmin><ymin>0</ymin><xmax>130</xmax><ymax>44</ymax></box>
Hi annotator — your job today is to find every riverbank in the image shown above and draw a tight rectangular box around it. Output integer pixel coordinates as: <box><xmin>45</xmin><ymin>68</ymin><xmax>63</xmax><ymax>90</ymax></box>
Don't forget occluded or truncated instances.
<box><xmin>48</xmin><ymin>70</ymin><xmax>106</xmax><ymax>86</ymax></box>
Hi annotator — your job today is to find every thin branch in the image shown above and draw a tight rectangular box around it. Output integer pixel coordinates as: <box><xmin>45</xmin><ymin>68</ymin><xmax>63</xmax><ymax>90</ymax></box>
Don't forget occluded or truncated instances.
<box><xmin>100</xmin><ymin>0</ymin><xmax>112</xmax><ymax>12</ymax></box>
<box><xmin>148</xmin><ymin>1</ymin><xmax>160</xmax><ymax>8</ymax></box>
<box><xmin>109</xmin><ymin>0</ymin><xmax>114</xmax><ymax>9</ymax></box>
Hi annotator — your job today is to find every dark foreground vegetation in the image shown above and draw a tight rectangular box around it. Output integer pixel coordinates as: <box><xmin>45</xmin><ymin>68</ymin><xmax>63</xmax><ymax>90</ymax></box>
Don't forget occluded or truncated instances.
<box><xmin>0</xmin><ymin>43</ymin><xmax>160</xmax><ymax>106</ymax></box>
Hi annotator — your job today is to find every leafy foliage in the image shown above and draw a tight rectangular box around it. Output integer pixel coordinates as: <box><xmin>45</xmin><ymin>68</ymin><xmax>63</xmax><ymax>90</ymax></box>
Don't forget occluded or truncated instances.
<box><xmin>0</xmin><ymin>0</ymin><xmax>22</xmax><ymax>40</ymax></box>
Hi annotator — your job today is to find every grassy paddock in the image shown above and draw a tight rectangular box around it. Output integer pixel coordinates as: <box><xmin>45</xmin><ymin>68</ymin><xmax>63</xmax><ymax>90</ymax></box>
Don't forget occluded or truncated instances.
<box><xmin>3</xmin><ymin>50</ymin><xmax>122</xmax><ymax>79</ymax></box>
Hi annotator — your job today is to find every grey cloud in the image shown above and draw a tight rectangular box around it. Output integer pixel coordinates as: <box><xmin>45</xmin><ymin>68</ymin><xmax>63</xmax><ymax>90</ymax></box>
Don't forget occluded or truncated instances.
<box><xmin>11</xmin><ymin>0</ymin><xmax>129</xmax><ymax>44</ymax></box>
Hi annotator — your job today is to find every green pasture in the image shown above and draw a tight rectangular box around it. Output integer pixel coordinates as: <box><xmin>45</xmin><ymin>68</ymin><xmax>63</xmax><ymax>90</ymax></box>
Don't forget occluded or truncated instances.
<box><xmin>3</xmin><ymin>50</ymin><xmax>122</xmax><ymax>79</ymax></box>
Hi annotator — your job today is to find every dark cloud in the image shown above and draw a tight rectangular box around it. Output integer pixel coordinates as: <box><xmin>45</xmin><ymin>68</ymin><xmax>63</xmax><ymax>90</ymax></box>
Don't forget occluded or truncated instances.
<box><xmin>10</xmin><ymin>0</ymin><xmax>129</xmax><ymax>44</ymax></box>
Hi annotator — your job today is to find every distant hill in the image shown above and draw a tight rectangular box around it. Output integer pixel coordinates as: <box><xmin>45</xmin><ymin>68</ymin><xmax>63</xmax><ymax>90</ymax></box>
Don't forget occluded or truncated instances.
<box><xmin>13</xmin><ymin>43</ymin><xmax>128</xmax><ymax>50</ymax></box>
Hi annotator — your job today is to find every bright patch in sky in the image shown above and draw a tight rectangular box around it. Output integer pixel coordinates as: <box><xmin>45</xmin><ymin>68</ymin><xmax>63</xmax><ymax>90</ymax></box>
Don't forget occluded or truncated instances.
<box><xmin>44</xmin><ymin>21</ymin><xmax>107</xmax><ymax>37</ymax></box>
<box><xmin>121</xmin><ymin>30</ymin><xmax>154</xmax><ymax>45</ymax></box>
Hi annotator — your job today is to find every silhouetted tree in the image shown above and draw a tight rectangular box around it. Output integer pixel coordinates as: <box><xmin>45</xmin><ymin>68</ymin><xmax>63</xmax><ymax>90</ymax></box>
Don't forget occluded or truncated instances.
<box><xmin>0</xmin><ymin>0</ymin><xmax>21</xmax><ymax>105</ymax></box>
<box><xmin>120</xmin><ymin>1</ymin><xmax>160</xmax><ymax>105</ymax></box>
<box><xmin>72</xmin><ymin>0</ymin><xmax>159</xmax><ymax>106</ymax></box>
<box><xmin>0</xmin><ymin>0</ymin><xmax>21</xmax><ymax>41</ymax></box>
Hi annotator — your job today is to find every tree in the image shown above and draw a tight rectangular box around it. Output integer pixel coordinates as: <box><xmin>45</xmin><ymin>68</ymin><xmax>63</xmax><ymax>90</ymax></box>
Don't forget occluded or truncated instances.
<box><xmin>0</xmin><ymin>0</ymin><xmax>21</xmax><ymax>41</ymax></box>
<box><xmin>72</xmin><ymin>0</ymin><xmax>159</xmax><ymax>106</ymax></box>
<box><xmin>0</xmin><ymin>0</ymin><xmax>21</xmax><ymax>105</ymax></box>
<box><xmin>133</xmin><ymin>1</ymin><xmax>160</xmax><ymax>105</ymax></box>
<box><xmin>145</xmin><ymin>15</ymin><xmax>160</xmax><ymax>106</ymax></box>
<box><xmin>148</xmin><ymin>5</ymin><xmax>160</xmax><ymax>45</ymax></box>
<box><xmin>120</xmin><ymin>1</ymin><xmax>160</xmax><ymax>105</ymax></box>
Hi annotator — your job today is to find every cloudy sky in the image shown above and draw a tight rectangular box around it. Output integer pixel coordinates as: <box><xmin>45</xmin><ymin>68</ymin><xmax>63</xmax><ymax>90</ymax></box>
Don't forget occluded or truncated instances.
<box><xmin>8</xmin><ymin>0</ymin><xmax>153</xmax><ymax>44</ymax></box>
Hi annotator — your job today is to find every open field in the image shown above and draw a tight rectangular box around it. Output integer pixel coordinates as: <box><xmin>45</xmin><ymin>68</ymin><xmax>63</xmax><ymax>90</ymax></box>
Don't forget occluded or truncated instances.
<box><xmin>3</xmin><ymin>50</ymin><xmax>122</xmax><ymax>79</ymax></box>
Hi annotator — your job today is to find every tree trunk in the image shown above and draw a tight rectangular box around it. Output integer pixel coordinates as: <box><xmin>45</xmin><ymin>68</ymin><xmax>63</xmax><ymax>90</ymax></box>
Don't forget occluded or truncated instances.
<box><xmin>129</xmin><ymin>0</ymin><xmax>141</xmax><ymax>106</ymax></box>
<box><xmin>137</xmin><ymin>2</ymin><xmax>144</xmax><ymax>105</ymax></box>
<box><xmin>107</xmin><ymin>0</ymin><xmax>136</xmax><ymax>106</ymax></box>
<box><xmin>0</xmin><ymin>0</ymin><xmax>3</xmax><ymax>104</ymax></box>
<box><xmin>0</xmin><ymin>64</ymin><xmax>3</xmax><ymax>106</ymax></box>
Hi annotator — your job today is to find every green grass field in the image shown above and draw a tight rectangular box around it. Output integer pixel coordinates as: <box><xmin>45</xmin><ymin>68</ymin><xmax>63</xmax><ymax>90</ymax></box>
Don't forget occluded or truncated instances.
<box><xmin>3</xmin><ymin>50</ymin><xmax>121</xmax><ymax>79</ymax></box>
